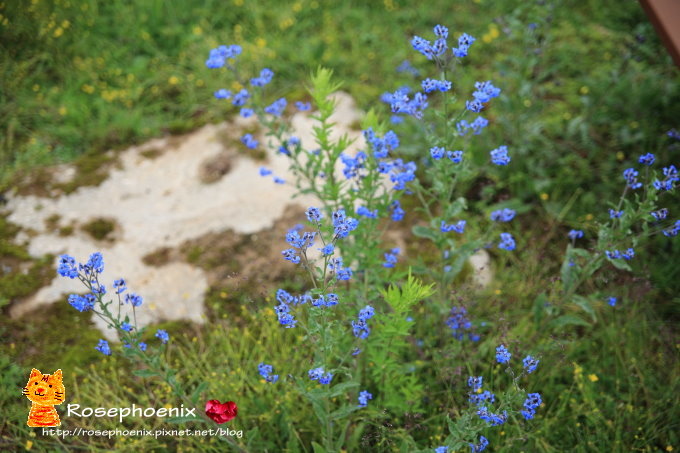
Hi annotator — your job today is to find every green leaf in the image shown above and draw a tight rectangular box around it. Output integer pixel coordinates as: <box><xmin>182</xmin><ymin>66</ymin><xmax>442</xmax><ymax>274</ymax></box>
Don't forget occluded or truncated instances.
<box><xmin>132</xmin><ymin>369</ymin><xmax>158</xmax><ymax>378</ymax></box>
<box><xmin>572</xmin><ymin>295</ymin><xmax>597</xmax><ymax>322</ymax></box>
<box><xmin>412</xmin><ymin>225</ymin><xmax>438</xmax><ymax>241</ymax></box>
<box><xmin>328</xmin><ymin>380</ymin><xmax>360</xmax><ymax>398</ymax></box>
<box><xmin>190</xmin><ymin>381</ymin><xmax>209</xmax><ymax>405</ymax></box>
<box><xmin>312</xmin><ymin>442</ymin><xmax>328</xmax><ymax>453</ymax></box>
<box><xmin>329</xmin><ymin>404</ymin><xmax>358</xmax><ymax>420</ymax></box>
<box><xmin>549</xmin><ymin>314</ymin><xmax>591</xmax><ymax>330</ymax></box>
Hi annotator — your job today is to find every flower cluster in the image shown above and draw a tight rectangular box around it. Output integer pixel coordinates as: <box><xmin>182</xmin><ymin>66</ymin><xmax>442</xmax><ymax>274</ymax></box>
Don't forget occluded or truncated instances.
<box><xmin>457</xmin><ymin>116</ymin><xmax>489</xmax><ymax>136</ymax></box>
<box><xmin>430</xmin><ymin>146</ymin><xmax>463</xmax><ymax>163</ymax></box>
<box><xmin>498</xmin><ymin>232</ymin><xmax>516</xmax><ymax>251</ymax></box>
<box><xmin>383</xmin><ymin>248</ymin><xmax>400</xmax><ymax>268</ymax></box>
<box><xmin>663</xmin><ymin>220</ymin><xmax>680</xmax><ymax>237</ymax></box>
<box><xmin>258</xmin><ymin>362</ymin><xmax>279</xmax><ymax>383</ymax></box>
<box><xmin>445</xmin><ymin>306</ymin><xmax>480</xmax><ymax>341</ymax></box>
<box><xmin>568</xmin><ymin>229</ymin><xmax>584</xmax><ymax>240</ymax></box>
<box><xmin>605</xmin><ymin>248</ymin><xmax>635</xmax><ymax>260</ymax></box>
<box><xmin>351</xmin><ymin>305</ymin><xmax>375</xmax><ymax>339</ymax></box>
<box><xmin>308</xmin><ymin>367</ymin><xmax>333</xmax><ymax>385</ymax></box>
<box><xmin>495</xmin><ymin>344</ymin><xmax>511</xmax><ymax>364</ymax></box>
<box><xmin>357</xmin><ymin>390</ymin><xmax>373</xmax><ymax>408</ymax></box>
<box><xmin>490</xmin><ymin>145</ymin><xmax>511</xmax><ymax>165</ymax></box>
<box><xmin>205</xmin><ymin>44</ymin><xmax>242</xmax><ymax>69</ymax></box>
<box><xmin>441</xmin><ymin>220</ymin><xmax>466</xmax><ymax>234</ymax></box>
<box><xmin>490</xmin><ymin>208</ymin><xmax>516</xmax><ymax>222</ymax></box>
<box><xmin>520</xmin><ymin>392</ymin><xmax>543</xmax><ymax>420</ymax></box>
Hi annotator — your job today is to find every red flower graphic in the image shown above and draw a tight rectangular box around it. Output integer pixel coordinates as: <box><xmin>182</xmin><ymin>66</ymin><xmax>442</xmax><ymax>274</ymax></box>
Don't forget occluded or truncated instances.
<box><xmin>205</xmin><ymin>399</ymin><xmax>238</xmax><ymax>424</ymax></box>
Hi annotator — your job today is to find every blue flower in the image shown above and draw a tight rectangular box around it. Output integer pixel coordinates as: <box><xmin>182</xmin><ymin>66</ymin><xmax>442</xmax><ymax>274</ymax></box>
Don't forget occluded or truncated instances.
<box><xmin>523</xmin><ymin>355</ymin><xmax>539</xmax><ymax>374</ymax></box>
<box><xmin>383</xmin><ymin>248</ymin><xmax>400</xmax><ymax>268</ymax></box>
<box><xmin>319</xmin><ymin>373</ymin><xmax>333</xmax><ymax>385</ymax></box>
<box><xmin>568</xmin><ymin>229</ymin><xmax>584</xmax><ymax>240</ymax></box>
<box><xmin>477</xmin><ymin>406</ymin><xmax>507</xmax><ymax>426</ymax></box>
<box><xmin>358</xmin><ymin>390</ymin><xmax>373</xmax><ymax>408</ymax></box>
<box><xmin>95</xmin><ymin>339</ymin><xmax>111</xmax><ymax>356</ymax></box>
<box><xmin>472</xmin><ymin>81</ymin><xmax>501</xmax><ymax>102</ymax></box>
<box><xmin>57</xmin><ymin>254</ymin><xmax>78</xmax><ymax>279</ymax></box>
<box><xmin>309</xmin><ymin>367</ymin><xmax>332</xmax><ymax>384</ymax></box>
<box><xmin>273</xmin><ymin>177</ymin><xmax>285</xmax><ymax>184</ymax></box>
<box><xmin>663</xmin><ymin>220</ymin><xmax>680</xmax><ymax>237</ymax></box>
<box><xmin>496</xmin><ymin>344</ymin><xmax>511</xmax><ymax>364</ymax></box>
<box><xmin>282</xmin><ymin>248</ymin><xmax>300</xmax><ymax>264</ymax></box>
<box><xmin>447</xmin><ymin>150</ymin><xmax>463</xmax><ymax>163</ymax></box>
<box><xmin>434</xmin><ymin>24</ymin><xmax>449</xmax><ymax>38</ymax></box>
<box><xmin>452</xmin><ymin>33</ymin><xmax>475</xmax><ymax>57</ymax></box>
<box><xmin>430</xmin><ymin>146</ymin><xmax>445</xmax><ymax>160</ymax></box>
<box><xmin>470</xmin><ymin>435</ymin><xmax>489</xmax><ymax>452</ymax></box>
<box><xmin>359</xmin><ymin>305</ymin><xmax>375</xmax><ymax>321</ymax></box>
<box><xmin>390</xmin><ymin>200</ymin><xmax>405</xmax><ymax>221</ymax></box>
<box><xmin>121</xmin><ymin>322</ymin><xmax>133</xmax><ymax>332</ymax></box>
<box><xmin>446</xmin><ymin>306</ymin><xmax>478</xmax><ymax>341</ymax></box>
<box><xmin>352</xmin><ymin>320</ymin><xmax>370</xmax><ymax>339</ymax></box>
<box><xmin>214</xmin><ymin>89</ymin><xmax>231</xmax><ymax>100</ymax></box>
<box><xmin>80</xmin><ymin>252</ymin><xmax>104</xmax><ymax>276</ymax></box>
<box><xmin>466</xmin><ymin>99</ymin><xmax>484</xmax><ymax>113</ymax></box>
<box><xmin>113</xmin><ymin>278</ymin><xmax>127</xmax><ymax>294</ymax></box>
<box><xmin>259</xmin><ymin>167</ymin><xmax>272</xmax><ymax>177</ymax></box>
<box><xmin>232</xmin><ymin>89</ymin><xmax>250</xmax><ymax>107</ymax></box>
<box><xmin>609</xmin><ymin>209</ymin><xmax>623</xmax><ymax>219</ymax></box>
<box><xmin>138</xmin><ymin>342</ymin><xmax>147</xmax><ymax>352</ymax></box>
<box><xmin>653</xmin><ymin>165</ymin><xmax>679</xmax><ymax>191</ymax></box>
<box><xmin>250</xmin><ymin>68</ymin><xmax>274</xmax><ymax>87</ymax></box>
<box><xmin>320</xmin><ymin>244</ymin><xmax>334</xmax><ymax>256</ymax></box>
<box><xmin>258</xmin><ymin>362</ymin><xmax>279</xmax><ymax>383</ymax></box>
<box><xmin>295</xmin><ymin>101</ymin><xmax>311</xmax><ymax>111</ymax></box>
<box><xmin>441</xmin><ymin>220</ymin><xmax>466</xmax><ymax>233</ymax></box>
<box><xmin>469</xmin><ymin>390</ymin><xmax>495</xmax><ymax>406</ymax></box>
<box><xmin>623</xmin><ymin>168</ymin><xmax>642</xmax><ymax>189</ymax></box>
<box><xmin>638</xmin><ymin>153</ymin><xmax>655</xmax><ymax>166</ymax></box>
<box><xmin>241</xmin><ymin>133</ymin><xmax>259</xmax><ymax>149</ymax></box>
<box><xmin>434</xmin><ymin>447</ymin><xmax>448</xmax><ymax>453</ymax></box>
<box><xmin>490</xmin><ymin>146</ymin><xmax>511</xmax><ymax>165</ymax></box>
<box><xmin>124</xmin><ymin>293</ymin><xmax>143</xmax><ymax>307</ymax></box>
<box><xmin>411</xmin><ymin>35</ymin><xmax>435</xmax><ymax>59</ymax></box>
<box><xmin>264</xmin><ymin>98</ymin><xmax>287</xmax><ymax>116</ymax></box>
<box><xmin>357</xmin><ymin>206</ymin><xmax>378</xmax><ymax>218</ymax></box>
<box><xmin>240</xmin><ymin>108</ymin><xmax>254</xmax><ymax>118</ymax></box>
<box><xmin>650</xmin><ymin>208</ymin><xmax>668</xmax><ymax>220</ymax></box>
<box><xmin>68</xmin><ymin>294</ymin><xmax>95</xmax><ymax>312</ymax></box>
<box><xmin>607</xmin><ymin>296</ymin><xmax>617</xmax><ymax>307</ymax></box>
<box><xmin>205</xmin><ymin>44</ymin><xmax>241</xmax><ymax>68</ymax></box>
<box><xmin>155</xmin><ymin>329</ymin><xmax>170</xmax><ymax>344</ymax></box>
<box><xmin>498</xmin><ymin>233</ymin><xmax>516</xmax><ymax>251</ymax></box>
<box><xmin>305</xmin><ymin>207</ymin><xmax>323</xmax><ymax>223</ymax></box>
<box><xmin>467</xmin><ymin>376</ymin><xmax>483</xmax><ymax>392</ymax></box>
<box><xmin>421</xmin><ymin>78</ymin><xmax>452</xmax><ymax>93</ymax></box>
<box><xmin>490</xmin><ymin>208</ymin><xmax>516</xmax><ymax>222</ymax></box>
<box><xmin>308</xmin><ymin>367</ymin><xmax>324</xmax><ymax>381</ymax></box>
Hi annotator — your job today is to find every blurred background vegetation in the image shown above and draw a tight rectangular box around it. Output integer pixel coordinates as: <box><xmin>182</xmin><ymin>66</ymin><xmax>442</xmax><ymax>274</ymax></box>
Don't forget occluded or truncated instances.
<box><xmin>1</xmin><ymin>0</ymin><xmax>679</xmax><ymax>451</ymax></box>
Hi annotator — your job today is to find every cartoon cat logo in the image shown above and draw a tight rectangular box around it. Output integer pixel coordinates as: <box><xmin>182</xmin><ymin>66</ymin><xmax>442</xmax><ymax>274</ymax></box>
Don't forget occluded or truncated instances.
<box><xmin>22</xmin><ymin>368</ymin><xmax>65</xmax><ymax>427</ymax></box>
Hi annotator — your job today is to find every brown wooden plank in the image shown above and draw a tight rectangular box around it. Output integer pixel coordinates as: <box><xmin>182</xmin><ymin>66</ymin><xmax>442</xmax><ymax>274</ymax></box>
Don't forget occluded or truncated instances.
<box><xmin>639</xmin><ymin>0</ymin><xmax>680</xmax><ymax>65</ymax></box>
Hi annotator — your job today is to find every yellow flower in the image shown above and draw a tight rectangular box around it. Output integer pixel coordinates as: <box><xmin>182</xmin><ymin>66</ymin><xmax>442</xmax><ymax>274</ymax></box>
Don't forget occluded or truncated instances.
<box><xmin>58</xmin><ymin>106</ymin><xmax>67</xmax><ymax>116</ymax></box>
<box><xmin>588</xmin><ymin>374</ymin><xmax>599</xmax><ymax>382</ymax></box>
<box><xmin>53</xmin><ymin>27</ymin><xmax>63</xmax><ymax>38</ymax></box>
<box><xmin>168</xmin><ymin>76</ymin><xmax>180</xmax><ymax>85</ymax></box>
<box><xmin>540</xmin><ymin>193</ymin><xmax>549</xmax><ymax>201</ymax></box>
<box><xmin>579</xmin><ymin>86</ymin><xmax>589</xmax><ymax>95</ymax></box>
<box><xmin>26</xmin><ymin>440</ymin><xmax>33</xmax><ymax>450</ymax></box>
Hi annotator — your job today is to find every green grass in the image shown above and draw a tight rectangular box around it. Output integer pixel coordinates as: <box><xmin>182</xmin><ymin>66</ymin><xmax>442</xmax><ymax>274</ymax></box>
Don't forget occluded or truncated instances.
<box><xmin>1</xmin><ymin>0</ymin><xmax>679</xmax><ymax>451</ymax></box>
